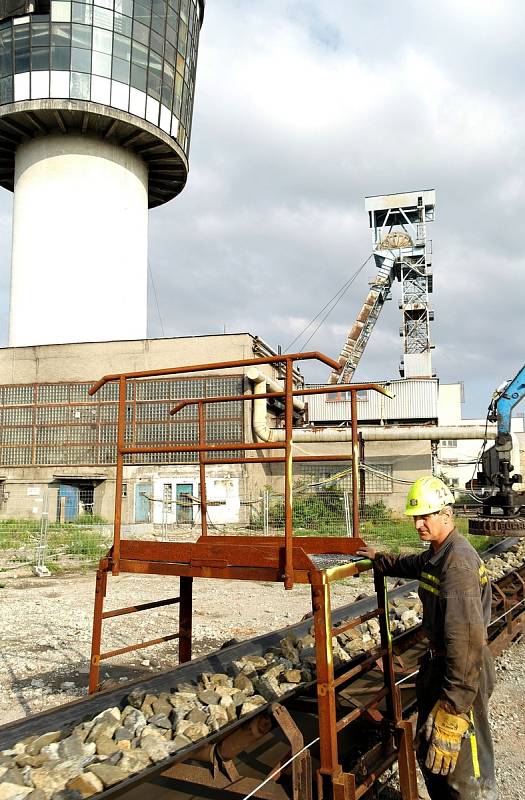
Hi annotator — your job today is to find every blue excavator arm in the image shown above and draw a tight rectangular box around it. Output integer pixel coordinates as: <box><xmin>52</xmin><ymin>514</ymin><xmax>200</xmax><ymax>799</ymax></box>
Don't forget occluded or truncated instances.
<box><xmin>493</xmin><ymin>365</ymin><xmax>525</xmax><ymax>435</ymax></box>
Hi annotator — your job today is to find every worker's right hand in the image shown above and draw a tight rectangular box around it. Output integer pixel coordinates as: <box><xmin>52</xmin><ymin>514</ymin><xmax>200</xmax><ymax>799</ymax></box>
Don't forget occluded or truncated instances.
<box><xmin>424</xmin><ymin>701</ymin><xmax>470</xmax><ymax>775</ymax></box>
<box><xmin>356</xmin><ymin>545</ymin><xmax>376</xmax><ymax>560</ymax></box>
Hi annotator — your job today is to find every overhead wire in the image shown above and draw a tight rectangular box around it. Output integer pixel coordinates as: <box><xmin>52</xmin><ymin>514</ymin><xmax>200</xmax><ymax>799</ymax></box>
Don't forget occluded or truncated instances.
<box><xmin>285</xmin><ymin>254</ymin><xmax>372</xmax><ymax>352</ymax></box>
<box><xmin>148</xmin><ymin>259</ymin><xmax>166</xmax><ymax>337</ymax></box>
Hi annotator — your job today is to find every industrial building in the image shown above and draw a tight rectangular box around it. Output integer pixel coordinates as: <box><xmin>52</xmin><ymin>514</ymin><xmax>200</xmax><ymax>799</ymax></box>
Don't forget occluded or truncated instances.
<box><xmin>0</xmin><ymin>333</ymin><xmax>281</xmax><ymax>523</ymax></box>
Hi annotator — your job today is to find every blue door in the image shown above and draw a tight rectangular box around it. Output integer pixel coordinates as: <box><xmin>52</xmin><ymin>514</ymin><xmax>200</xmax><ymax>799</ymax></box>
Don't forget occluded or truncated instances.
<box><xmin>135</xmin><ymin>483</ymin><xmax>152</xmax><ymax>523</ymax></box>
<box><xmin>176</xmin><ymin>484</ymin><xmax>193</xmax><ymax>524</ymax></box>
<box><xmin>58</xmin><ymin>484</ymin><xmax>79</xmax><ymax>522</ymax></box>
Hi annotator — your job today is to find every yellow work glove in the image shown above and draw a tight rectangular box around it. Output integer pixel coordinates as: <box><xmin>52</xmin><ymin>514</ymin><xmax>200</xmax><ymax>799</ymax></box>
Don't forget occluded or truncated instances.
<box><xmin>424</xmin><ymin>701</ymin><xmax>470</xmax><ymax>776</ymax></box>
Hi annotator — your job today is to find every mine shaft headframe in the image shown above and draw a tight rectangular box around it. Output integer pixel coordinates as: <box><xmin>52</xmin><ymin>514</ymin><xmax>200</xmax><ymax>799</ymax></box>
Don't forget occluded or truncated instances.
<box><xmin>468</xmin><ymin>515</ymin><xmax>525</xmax><ymax>537</ymax></box>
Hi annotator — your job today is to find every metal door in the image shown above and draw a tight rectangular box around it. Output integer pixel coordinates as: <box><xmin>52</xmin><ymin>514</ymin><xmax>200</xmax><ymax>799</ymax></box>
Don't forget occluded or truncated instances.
<box><xmin>176</xmin><ymin>483</ymin><xmax>193</xmax><ymax>524</ymax></box>
<box><xmin>58</xmin><ymin>484</ymin><xmax>79</xmax><ymax>522</ymax></box>
<box><xmin>135</xmin><ymin>482</ymin><xmax>152</xmax><ymax>523</ymax></box>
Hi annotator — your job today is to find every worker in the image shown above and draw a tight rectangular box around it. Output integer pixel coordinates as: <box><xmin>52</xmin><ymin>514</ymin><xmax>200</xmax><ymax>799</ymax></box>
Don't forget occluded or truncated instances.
<box><xmin>357</xmin><ymin>476</ymin><xmax>497</xmax><ymax>800</ymax></box>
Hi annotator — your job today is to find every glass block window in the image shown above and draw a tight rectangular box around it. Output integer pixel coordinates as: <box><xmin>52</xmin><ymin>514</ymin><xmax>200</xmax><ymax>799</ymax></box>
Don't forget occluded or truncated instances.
<box><xmin>0</xmin><ymin>372</ymin><xmax>244</xmax><ymax>467</ymax></box>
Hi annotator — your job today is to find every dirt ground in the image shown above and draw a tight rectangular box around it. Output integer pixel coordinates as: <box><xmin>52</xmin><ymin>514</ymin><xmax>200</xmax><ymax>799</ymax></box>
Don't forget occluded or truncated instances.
<box><xmin>1</xmin><ymin>569</ymin><xmax>524</xmax><ymax>798</ymax></box>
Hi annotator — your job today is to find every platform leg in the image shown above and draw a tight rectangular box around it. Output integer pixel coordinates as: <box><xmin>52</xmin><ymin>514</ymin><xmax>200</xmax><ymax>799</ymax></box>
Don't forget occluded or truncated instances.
<box><xmin>89</xmin><ymin>566</ymin><xmax>108</xmax><ymax>694</ymax></box>
<box><xmin>311</xmin><ymin>578</ymin><xmax>342</xmax><ymax>792</ymax></box>
<box><xmin>179</xmin><ymin>576</ymin><xmax>193</xmax><ymax>663</ymax></box>
<box><xmin>395</xmin><ymin>720</ymin><xmax>419</xmax><ymax>800</ymax></box>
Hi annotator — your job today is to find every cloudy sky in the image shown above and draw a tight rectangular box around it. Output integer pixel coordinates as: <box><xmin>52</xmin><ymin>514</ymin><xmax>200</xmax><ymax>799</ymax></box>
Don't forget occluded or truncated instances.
<box><xmin>1</xmin><ymin>0</ymin><xmax>525</xmax><ymax>417</ymax></box>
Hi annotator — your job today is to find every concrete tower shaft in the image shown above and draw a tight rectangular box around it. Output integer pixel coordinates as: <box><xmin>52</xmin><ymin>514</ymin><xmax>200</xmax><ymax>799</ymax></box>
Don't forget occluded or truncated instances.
<box><xmin>0</xmin><ymin>0</ymin><xmax>204</xmax><ymax>346</ymax></box>
<box><xmin>10</xmin><ymin>134</ymin><xmax>148</xmax><ymax>346</ymax></box>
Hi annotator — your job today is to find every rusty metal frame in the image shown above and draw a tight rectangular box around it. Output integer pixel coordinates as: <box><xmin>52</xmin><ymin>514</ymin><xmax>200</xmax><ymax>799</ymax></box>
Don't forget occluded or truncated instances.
<box><xmin>86</xmin><ymin>351</ymin><xmax>421</xmax><ymax>799</ymax></box>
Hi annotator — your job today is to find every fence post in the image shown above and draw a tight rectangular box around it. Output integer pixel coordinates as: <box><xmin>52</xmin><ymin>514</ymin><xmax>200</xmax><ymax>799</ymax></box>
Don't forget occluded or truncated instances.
<box><xmin>343</xmin><ymin>491</ymin><xmax>351</xmax><ymax>537</ymax></box>
<box><xmin>33</xmin><ymin>491</ymin><xmax>50</xmax><ymax>577</ymax></box>
<box><xmin>263</xmin><ymin>489</ymin><xmax>269</xmax><ymax>536</ymax></box>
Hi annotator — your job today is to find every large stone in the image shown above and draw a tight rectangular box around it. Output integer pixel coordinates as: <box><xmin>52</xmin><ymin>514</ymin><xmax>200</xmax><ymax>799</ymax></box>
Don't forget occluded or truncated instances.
<box><xmin>38</xmin><ymin>745</ymin><xmax>59</xmax><ymax>762</ymax></box>
<box><xmin>230</xmin><ymin>661</ymin><xmax>257</xmax><ymax>678</ymax></box>
<box><xmin>168</xmin><ymin>694</ymin><xmax>196</xmax><ymax>712</ymax></box>
<box><xmin>95</xmin><ymin>736</ymin><xmax>120</xmax><ymax>757</ymax></box>
<box><xmin>175</xmin><ymin>683</ymin><xmax>198</xmax><ymax>695</ymax></box>
<box><xmin>87</xmin><ymin>710</ymin><xmax>121</xmax><ymax>744</ymax></box>
<box><xmin>233</xmin><ymin>675</ymin><xmax>254</xmax><ymax>696</ymax></box>
<box><xmin>26</xmin><ymin>791</ymin><xmax>46</xmax><ymax>800</ymax></box>
<box><xmin>138</xmin><ymin>737</ymin><xmax>171</xmax><ymax>764</ymax></box>
<box><xmin>170</xmin><ymin>736</ymin><xmax>192</xmax><ymax>752</ymax></box>
<box><xmin>239</xmin><ymin>698</ymin><xmax>266</xmax><ymax>717</ymax></box>
<box><xmin>126</xmin><ymin>689</ymin><xmax>146</xmax><ymax>709</ymax></box>
<box><xmin>181</xmin><ymin>723</ymin><xmax>210</xmax><ymax>742</ymax></box>
<box><xmin>0</xmin><ymin>768</ymin><xmax>25</xmax><ymax>786</ymax></box>
<box><xmin>279</xmin><ymin>636</ymin><xmax>300</xmax><ymax>666</ymax></box>
<box><xmin>197</xmin><ymin>690</ymin><xmax>219</xmax><ymax>706</ymax></box>
<box><xmin>283</xmin><ymin>669</ymin><xmax>302</xmax><ymax>684</ymax></box>
<box><xmin>200</xmin><ymin>673</ymin><xmax>231</xmax><ymax>690</ymax></box>
<box><xmin>139</xmin><ymin>695</ymin><xmax>156</xmax><ymax>718</ymax></box>
<box><xmin>86</xmin><ymin>764</ymin><xmax>128</xmax><ymax>789</ymax></box>
<box><xmin>140</xmin><ymin>726</ymin><xmax>170</xmax><ymax>741</ymax></box>
<box><xmin>255</xmin><ymin>675</ymin><xmax>282</xmax><ymax>702</ymax></box>
<box><xmin>116</xmin><ymin>751</ymin><xmax>151</xmax><ymax>775</ymax></box>
<box><xmin>26</xmin><ymin>734</ymin><xmax>62</xmax><ymax>757</ymax></box>
<box><xmin>65</xmin><ymin>773</ymin><xmax>103</xmax><ymax>800</ymax></box>
<box><xmin>31</xmin><ymin>760</ymin><xmax>84</xmax><ymax>800</ymax></box>
<box><xmin>296</xmin><ymin>634</ymin><xmax>315</xmax><ymax>651</ymax></box>
<box><xmin>0</xmin><ymin>787</ymin><xmax>34</xmax><ymax>800</ymax></box>
<box><xmin>332</xmin><ymin>642</ymin><xmax>352</xmax><ymax>667</ymax></box>
<box><xmin>231</xmin><ymin>691</ymin><xmax>247</xmax><ymax>708</ymax></box>
<box><xmin>148</xmin><ymin>715</ymin><xmax>172</xmax><ymax>731</ymax></box>
<box><xmin>57</xmin><ymin>737</ymin><xmax>96</xmax><ymax>765</ymax></box>
<box><xmin>113</xmin><ymin>728</ymin><xmax>132</xmax><ymax>743</ymax></box>
<box><xmin>173</xmin><ymin>720</ymin><xmax>193</xmax><ymax>737</ymax></box>
<box><xmin>151</xmin><ymin>698</ymin><xmax>172</xmax><ymax>717</ymax></box>
<box><xmin>121</xmin><ymin>709</ymin><xmax>147</xmax><ymax>738</ymax></box>
<box><xmin>49</xmin><ymin>789</ymin><xmax>82</xmax><ymax>800</ymax></box>
<box><xmin>186</xmin><ymin>708</ymin><xmax>207</xmax><ymax>724</ymax></box>
<box><xmin>206</xmin><ymin>705</ymin><xmax>229</xmax><ymax>732</ymax></box>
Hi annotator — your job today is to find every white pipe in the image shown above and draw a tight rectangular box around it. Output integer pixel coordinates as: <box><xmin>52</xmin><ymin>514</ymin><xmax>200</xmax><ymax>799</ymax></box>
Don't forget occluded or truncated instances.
<box><xmin>246</xmin><ymin>367</ymin><xmax>305</xmax><ymax>443</ymax></box>
<box><xmin>246</xmin><ymin>371</ymin><xmax>497</xmax><ymax>443</ymax></box>
<box><xmin>246</xmin><ymin>369</ymin><xmax>496</xmax><ymax>443</ymax></box>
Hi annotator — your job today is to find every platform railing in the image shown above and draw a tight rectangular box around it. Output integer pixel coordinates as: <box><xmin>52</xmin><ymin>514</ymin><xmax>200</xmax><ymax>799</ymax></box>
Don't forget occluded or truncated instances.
<box><xmin>89</xmin><ymin>351</ymin><xmax>391</xmax><ymax>590</ymax></box>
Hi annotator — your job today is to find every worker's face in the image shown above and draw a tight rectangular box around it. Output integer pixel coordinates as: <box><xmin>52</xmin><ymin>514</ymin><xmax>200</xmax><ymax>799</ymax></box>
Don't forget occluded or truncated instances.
<box><xmin>413</xmin><ymin>508</ymin><xmax>453</xmax><ymax>548</ymax></box>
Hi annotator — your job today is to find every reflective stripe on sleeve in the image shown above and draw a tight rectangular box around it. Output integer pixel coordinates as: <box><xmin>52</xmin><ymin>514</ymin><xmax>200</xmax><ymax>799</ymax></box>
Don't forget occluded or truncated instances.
<box><xmin>419</xmin><ymin>581</ymin><xmax>439</xmax><ymax>596</ymax></box>
<box><xmin>420</xmin><ymin>571</ymin><xmax>440</xmax><ymax>585</ymax></box>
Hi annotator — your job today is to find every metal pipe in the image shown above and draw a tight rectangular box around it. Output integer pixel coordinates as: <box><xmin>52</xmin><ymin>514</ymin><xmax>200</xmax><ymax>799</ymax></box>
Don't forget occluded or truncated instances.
<box><xmin>251</xmin><ymin>423</ymin><xmax>496</xmax><ymax>444</ymax></box>
<box><xmin>350</xmin><ymin>390</ymin><xmax>359</xmax><ymax>537</ymax></box>
<box><xmin>284</xmin><ymin>359</ymin><xmax>294</xmax><ymax>590</ymax></box>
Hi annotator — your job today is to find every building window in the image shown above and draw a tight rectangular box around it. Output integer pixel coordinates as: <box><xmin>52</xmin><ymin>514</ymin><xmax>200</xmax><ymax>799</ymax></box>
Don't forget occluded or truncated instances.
<box><xmin>441</xmin><ymin>440</ymin><xmax>457</xmax><ymax>448</ymax></box>
<box><xmin>121</xmin><ymin>483</ymin><xmax>127</xmax><ymax>498</ymax></box>
<box><xmin>0</xmin><ymin>375</ymin><xmax>244</xmax><ymax>467</ymax></box>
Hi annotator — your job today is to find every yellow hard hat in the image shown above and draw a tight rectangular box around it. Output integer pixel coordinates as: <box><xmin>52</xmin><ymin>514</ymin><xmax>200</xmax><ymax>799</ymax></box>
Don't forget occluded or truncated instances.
<box><xmin>404</xmin><ymin>476</ymin><xmax>454</xmax><ymax>517</ymax></box>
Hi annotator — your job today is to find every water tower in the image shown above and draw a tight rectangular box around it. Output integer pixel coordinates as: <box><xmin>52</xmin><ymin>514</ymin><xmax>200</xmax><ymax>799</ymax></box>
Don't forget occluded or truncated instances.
<box><xmin>0</xmin><ymin>0</ymin><xmax>204</xmax><ymax>346</ymax></box>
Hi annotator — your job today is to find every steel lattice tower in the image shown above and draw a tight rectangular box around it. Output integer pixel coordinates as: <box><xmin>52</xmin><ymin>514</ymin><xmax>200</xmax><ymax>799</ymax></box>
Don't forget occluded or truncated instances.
<box><xmin>365</xmin><ymin>190</ymin><xmax>435</xmax><ymax>378</ymax></box>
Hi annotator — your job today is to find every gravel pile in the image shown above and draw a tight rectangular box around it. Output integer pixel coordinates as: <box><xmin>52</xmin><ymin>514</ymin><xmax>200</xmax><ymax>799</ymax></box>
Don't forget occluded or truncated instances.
<box><xmin>484</xmin><ymin>539</ymin><xmax>525</xmax><ymax>580</ymax></box>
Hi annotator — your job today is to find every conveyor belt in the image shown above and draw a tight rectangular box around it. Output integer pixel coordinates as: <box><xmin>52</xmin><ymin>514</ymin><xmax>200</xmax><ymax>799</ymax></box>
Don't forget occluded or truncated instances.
<box><xmin>1</xmin><ymin>537</ymin><xmax>522</xmax><ymax>800</ymax></box>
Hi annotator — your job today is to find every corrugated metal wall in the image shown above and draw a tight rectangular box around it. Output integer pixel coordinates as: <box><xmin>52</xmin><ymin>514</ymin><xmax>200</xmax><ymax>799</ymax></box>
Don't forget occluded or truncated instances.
<box><xmin>307</xmin><ymin>379</ymin><xmax>438</xmax><ymax>423</ymax></box>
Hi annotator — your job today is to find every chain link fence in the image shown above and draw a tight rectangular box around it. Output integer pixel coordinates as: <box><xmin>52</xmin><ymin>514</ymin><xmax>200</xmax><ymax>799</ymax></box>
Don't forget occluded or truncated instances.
<box><xmin>0</xmin><ymin>483</ymin><xmax>486</xmax><ymax>574</ymax></box>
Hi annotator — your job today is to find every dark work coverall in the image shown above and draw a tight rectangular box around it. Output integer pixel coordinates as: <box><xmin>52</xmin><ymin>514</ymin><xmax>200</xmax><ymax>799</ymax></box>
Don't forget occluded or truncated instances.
<box><xmin>374</xmin><ymin>528</ymin><xmax>497</xmax><ymax>800</ymax></box>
